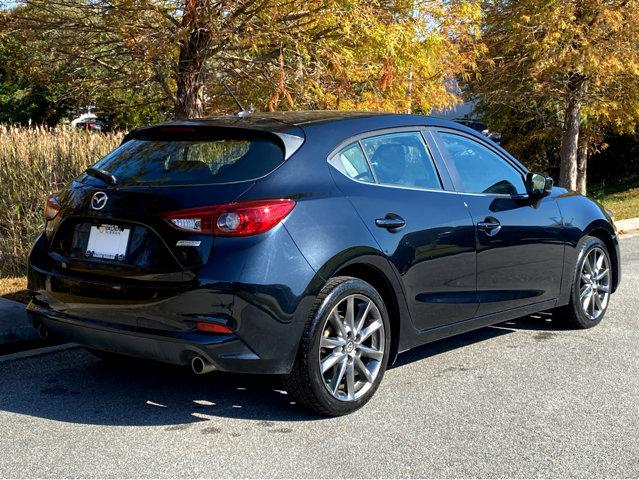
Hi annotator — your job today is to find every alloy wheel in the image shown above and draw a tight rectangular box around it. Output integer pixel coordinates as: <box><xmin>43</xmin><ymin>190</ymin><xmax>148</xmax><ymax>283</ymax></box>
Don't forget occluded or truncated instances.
<box><xmin>579</xmin><ymin>246</ymin><xmax>611</xmax><ymax>320</ymax></box>
<box><xmin>318</xmin><ymin>294</ymin><xmax>385</xmax><ymax>401</ymax></box>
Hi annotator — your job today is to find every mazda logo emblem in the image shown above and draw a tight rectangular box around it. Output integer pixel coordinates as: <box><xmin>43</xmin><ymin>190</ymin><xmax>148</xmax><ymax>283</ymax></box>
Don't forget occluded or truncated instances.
<box><xmin>91</xmin><ymin>191</ymin><xmax>108</xmax><ymax>210</ymax></box>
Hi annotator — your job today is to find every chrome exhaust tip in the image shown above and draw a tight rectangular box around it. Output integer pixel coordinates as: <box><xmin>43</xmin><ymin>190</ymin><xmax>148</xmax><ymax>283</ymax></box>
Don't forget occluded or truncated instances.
<box><xmin>191</xmin><ymin>355</ymin><xmax>215</xmax><ymax>375</ymax></box>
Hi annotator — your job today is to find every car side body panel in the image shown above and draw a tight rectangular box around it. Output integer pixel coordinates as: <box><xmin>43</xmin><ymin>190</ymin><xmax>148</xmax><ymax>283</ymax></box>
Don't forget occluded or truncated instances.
<box><xmin>329</xmin><ymin>165</ymin><xmax>479</xmax><ymax>329</ymax></box>
<box><xmin>425</xmin><ymin>127</ymin><xmax>565</xmax><ymax>315</ymax></box>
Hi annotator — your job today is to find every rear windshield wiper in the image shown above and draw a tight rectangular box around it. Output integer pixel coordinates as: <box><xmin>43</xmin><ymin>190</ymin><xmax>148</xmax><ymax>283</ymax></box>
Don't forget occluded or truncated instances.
<box><xmin>85</xmin><ymin>167</ymin><xmax>118</xmax><ymax>187</ymax></box>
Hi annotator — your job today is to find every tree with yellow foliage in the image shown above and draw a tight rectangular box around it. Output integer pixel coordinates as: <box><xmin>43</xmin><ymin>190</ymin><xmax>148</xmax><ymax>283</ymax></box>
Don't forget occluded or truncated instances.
<box><xmin>3</xmin><ymin>0</ymin><xmax>483</xmax><ymax>120</ymax></box>
<box><xmin>469</xmin><ymin>0</ymin><xmax>639</xmax><ymax>193</ymax></box>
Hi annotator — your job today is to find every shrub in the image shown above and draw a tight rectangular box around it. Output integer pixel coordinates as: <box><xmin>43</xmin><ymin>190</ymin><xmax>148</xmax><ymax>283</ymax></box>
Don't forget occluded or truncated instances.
<box><xmin>0</xmin><ymin>125</ymin><xmax>123</xmax><ymax>277</ymax></box>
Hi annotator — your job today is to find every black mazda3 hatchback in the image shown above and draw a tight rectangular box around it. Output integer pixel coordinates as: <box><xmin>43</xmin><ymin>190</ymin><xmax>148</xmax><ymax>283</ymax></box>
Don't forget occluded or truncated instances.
<box><xmin>28</xmin><ymin>111</ymin><xmax>620</xmax><ymax>416</ymax></box>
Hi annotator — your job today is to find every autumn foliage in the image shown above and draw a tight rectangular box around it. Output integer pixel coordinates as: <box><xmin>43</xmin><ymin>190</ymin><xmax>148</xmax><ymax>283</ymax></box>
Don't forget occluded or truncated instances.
<box><xmin>2</xmin><ymin>0</ymin><xmax>483</xmax><ymax>117</ymax></box>
<box><xmin>2</xmin><ymin>1</ymin><xmax>639</xmax><ymax>192</ymax></box>
<box><xmin>468</xmin><ymin>0</ymin><xmax>639</xmax><ymax>192</ymax></box>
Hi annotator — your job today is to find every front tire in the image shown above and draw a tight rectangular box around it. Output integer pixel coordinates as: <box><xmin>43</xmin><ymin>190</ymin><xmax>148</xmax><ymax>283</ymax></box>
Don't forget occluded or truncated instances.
<box><xmin>284</xmin><ymin>276</ymin><xmax>391</xmax><ymax>416</ymax></box>
<box><xmin>555</xmin><ymin>236</ymin><xmax>612</xmax><ymax>329</ymax></box>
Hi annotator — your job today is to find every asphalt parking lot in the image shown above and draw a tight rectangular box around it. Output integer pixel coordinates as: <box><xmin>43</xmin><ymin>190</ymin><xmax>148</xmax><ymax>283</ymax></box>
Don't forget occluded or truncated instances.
<box><xmin>0</xmin><ymin>235</ymin><xmax>637</xmax><ymax>478</ymax></box>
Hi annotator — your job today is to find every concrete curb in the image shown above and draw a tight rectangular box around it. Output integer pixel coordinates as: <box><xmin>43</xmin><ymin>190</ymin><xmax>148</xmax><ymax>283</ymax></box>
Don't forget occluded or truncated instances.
<box><xmin>616</xmin><ymin>217</ymin><xmax>639</xmax><ymax>236</ymax></box>
<box><xmin>0</xmin><ymin>297</ymin><xmax>37</xmax><ymax>344</ymax></box>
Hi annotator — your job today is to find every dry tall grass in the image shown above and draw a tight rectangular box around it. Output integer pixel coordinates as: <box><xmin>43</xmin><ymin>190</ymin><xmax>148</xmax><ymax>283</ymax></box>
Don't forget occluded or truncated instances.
<box><xmin>0</xmin><ymin>126</ymin><xmax>124</xmax><ymax>277</ymax></box>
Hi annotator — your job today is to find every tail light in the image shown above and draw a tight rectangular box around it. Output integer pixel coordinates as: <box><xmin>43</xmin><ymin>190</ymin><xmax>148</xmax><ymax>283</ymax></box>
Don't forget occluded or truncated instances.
<box><xmin>44</xmin><ymin>194</ymin><xmax>62</xmax><ymax>221</ymax></box>
<box><xmin>162</xmin><ymin>198</ymin><xmax>296</xmax><ymax>237</ymax></box>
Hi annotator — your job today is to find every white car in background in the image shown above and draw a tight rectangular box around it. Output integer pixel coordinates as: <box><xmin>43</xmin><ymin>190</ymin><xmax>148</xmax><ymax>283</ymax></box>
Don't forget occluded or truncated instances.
<box><xmin>70</xmin><ymin>113</ymin><xmax>104</xmax><ymax>132</ymax></box>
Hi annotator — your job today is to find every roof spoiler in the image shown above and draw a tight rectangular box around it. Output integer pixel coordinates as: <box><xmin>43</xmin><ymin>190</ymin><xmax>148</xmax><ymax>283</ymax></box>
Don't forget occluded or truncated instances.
<box><xmin>121</xmin><ymin>125</ymin><xmax>305</xmax><ymax>161</ymax></box>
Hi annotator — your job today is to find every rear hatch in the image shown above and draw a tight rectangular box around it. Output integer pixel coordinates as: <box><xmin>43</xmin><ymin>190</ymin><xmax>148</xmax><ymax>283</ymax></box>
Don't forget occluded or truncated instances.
<box><xmin>39</xmin><ymin>124</ymin><xmax>303</xmax><ymax>303</ymax></box>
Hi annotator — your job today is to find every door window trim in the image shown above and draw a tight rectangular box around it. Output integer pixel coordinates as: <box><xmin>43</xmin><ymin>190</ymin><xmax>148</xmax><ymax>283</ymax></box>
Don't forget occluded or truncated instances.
<box><xmin>428</xmin><ymin>127</ymin><xmax>529</xmax><ymax>198</ymax></box>
<box><xmin>327</xmin><ymin>126</ymin><xmax>453</xmax><ymax>192</ymax></box>
<box><xmin>357</xmin><ymin>139</ymin><xmax>379</xmax><ymax>183</ymax></box>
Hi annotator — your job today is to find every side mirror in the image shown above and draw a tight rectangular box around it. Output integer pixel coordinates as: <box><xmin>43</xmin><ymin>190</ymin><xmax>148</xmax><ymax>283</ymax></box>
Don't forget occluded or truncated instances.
<box><xmin>526</xmin><ymin>172</ymin><xmax>553</xmax><ymax>197</ymax></box>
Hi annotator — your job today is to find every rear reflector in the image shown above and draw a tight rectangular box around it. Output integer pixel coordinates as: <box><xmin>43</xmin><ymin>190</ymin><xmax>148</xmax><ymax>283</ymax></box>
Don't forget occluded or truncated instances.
<box><xmin>163</xmin><ymin>198</ymin><xmax>295</xmax><ymax>237</ymax></box>
<box><xmin>196</xmin><ymin>322</ymin><xmax>233</xmax><ymax>334</ymax></box>
<box><xmin>44</xmin><ymin>194</ymin><xmax>62</xmax><ymax>221</ymax></box>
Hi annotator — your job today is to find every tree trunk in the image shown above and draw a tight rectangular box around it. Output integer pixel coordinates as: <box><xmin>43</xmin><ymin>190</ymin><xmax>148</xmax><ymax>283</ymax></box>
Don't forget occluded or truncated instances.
<box><xmin>175</xmin><ymin>68</ymin><xmax>204</xmax><ymax>119</ymax></box>
<box><xmin>558</xmin><ymin>91</ymin><xmax>583</xmax><ymax>190</ymax></box>
<box><xmin>558</xmin><ymin>76</ymin><xmax>590</xmax><ymax>190</ymax></box>
<box><xmin>174</xmin><ymin>0</ymin><xmax>211</xmax><ymax>119</ymax></box>
<box><xmin>576</xmin><ymin>135</ymin><xmax>588</xmax><ymax>195</ymax></box>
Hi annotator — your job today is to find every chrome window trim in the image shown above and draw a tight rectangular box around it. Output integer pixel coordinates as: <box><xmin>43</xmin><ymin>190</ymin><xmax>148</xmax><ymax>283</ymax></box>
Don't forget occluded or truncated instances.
<box><xmin>275</xmin><ymin>132</ymin><xmax>305</xmax><ymax>160</ymax></box>
<box><xmin>328</xmin><ymin>126</ymin><xmax>433</xmax><ymax>156</ymax></box>
<box><xmin>358</xmin><ymin>139</ymin><xmax>379</xmax><ymax>183</ymax></box>
<box><xmin>354</xmin><ymin>181</ymin><xmax>460</xmax><ymax>195</ymax></box>
<box><xmin>327</xmin><ymin>126</ymin><xmax>447</xmax><ymax>193</ymax></box>
<box><xmin>430</xmin><ymin>128</ymin><xmax>529</xmax><ymax>196</ymax></box>
<box><xmin>433</xmin><ymin>127</ymin><xmax>528</xmax><ymax>175</ymax></box>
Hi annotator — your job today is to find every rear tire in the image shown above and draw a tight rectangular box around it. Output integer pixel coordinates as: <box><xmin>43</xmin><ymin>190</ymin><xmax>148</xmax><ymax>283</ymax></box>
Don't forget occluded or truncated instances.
<box><xmin>284</xmin><ymin>276</ymin><xmax>391</xmax><ymax>416</ymax></box>
<box><xmin>554</xmin><ymin>236</ymin><xmax>612</xmax><ymax>329</ymax></box>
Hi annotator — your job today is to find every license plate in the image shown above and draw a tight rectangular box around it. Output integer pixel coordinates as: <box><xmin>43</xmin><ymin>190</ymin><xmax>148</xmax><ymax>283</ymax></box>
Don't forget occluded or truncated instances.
<box><xmin>85</xmin><ymin>224</ymin><xmax>130</xmax><ymax>261</ymax></box>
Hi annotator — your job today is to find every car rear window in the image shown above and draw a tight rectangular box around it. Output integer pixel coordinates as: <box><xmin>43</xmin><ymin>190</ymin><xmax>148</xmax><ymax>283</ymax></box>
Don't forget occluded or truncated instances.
<box><xmin>85</xmin><ymin>136</ymin><xmax>285</xmax><ymax>186</ymax></box>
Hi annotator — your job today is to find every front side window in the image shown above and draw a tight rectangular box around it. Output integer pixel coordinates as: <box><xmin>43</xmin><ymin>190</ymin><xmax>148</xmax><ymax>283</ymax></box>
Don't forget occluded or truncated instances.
<box><xmin>360</xmin><ymin>132</ymin><xmax>441</xmax><ymax>190</ymax></box>
<box><xmin>437</xmin><ymin>132</ymin><xmax>526</xmax><ymax>195</ymax></box>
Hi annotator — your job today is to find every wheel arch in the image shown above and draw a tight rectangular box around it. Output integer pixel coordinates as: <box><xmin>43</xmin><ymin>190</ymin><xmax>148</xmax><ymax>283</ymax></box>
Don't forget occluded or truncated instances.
<box><xmin>555</xmin><ymin>192</ymin><xmax>621</xmax><ymax>305</ymax></box>
<box><xmin>313</xmin><ymin>252</ymin><xmax>414</xmax><ymax>366</ymax></box>
<box><xmin>585</xmin><ymin>224</ymin><xmax>620</xmax><ymax>293</ymax></box>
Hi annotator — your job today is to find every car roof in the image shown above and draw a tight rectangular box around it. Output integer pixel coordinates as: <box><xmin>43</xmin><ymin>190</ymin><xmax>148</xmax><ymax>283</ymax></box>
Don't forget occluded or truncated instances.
<box><xmin>144</xmin><ymin>110</ymin><xmax>467</xmax><ymax>134</ymax></box>
<box><xmin>131</xmin><ymin>110</ymin><xmax>526</xmax><ymax>171</ymax></box>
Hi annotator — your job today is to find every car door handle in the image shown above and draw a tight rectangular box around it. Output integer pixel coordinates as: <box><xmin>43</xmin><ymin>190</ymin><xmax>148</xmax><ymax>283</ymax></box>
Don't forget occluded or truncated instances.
<box><xmin>375</xmin><ymin>215</ymin><xmax>406</xmax><ymax>230</ymax></box>
<box><xmin>477</xmin><ymin>217</ymin><xmax>501</xmax><ymax>235</ymax></box>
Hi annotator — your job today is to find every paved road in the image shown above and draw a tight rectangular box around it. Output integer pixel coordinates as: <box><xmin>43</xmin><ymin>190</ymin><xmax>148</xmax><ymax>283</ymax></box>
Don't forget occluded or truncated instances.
<box><xmin>1</xmin><ymin>236</ymin><xmax>638</xmax><ymax>478</ymax></box>
<box><xmin>0</xmin><ymin>297</ymin><xmax>36</xmax><ymax>345</ymax></box>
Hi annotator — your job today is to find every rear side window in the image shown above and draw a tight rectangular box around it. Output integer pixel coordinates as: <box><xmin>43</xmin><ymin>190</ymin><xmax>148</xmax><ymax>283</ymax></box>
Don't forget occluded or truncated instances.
<box><xmin>86</xmin><ymin>137</ymin><xmax>285</xmax><ymax>186</ymax></box>
<box><xmin>361</xmin><ymin>132</ymin><xmax>441</xmax><ymax>190</ymax></box>
<box><xmin>330</xmin><ymin>143</ymin><xmax>375</xmax><ymax>183</ymax></box>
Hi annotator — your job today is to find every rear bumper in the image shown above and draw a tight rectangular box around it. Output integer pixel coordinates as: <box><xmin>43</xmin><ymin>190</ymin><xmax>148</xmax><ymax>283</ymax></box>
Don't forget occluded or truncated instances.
<box><xmin>27</xmin><ymin>221</ymin><xmax>320</xmax><ymax>375</ymax></box>
<box><xmin>27</xmin><ymin>302</ymin><xmax>289</xmax><ymax>374</ymax></box>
